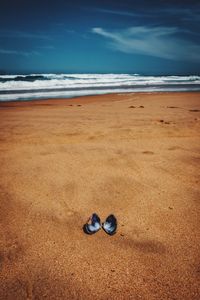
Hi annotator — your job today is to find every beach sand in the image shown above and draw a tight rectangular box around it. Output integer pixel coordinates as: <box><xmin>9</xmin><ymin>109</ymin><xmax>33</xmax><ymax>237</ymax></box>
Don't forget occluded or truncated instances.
<box><xmin>0</xmin><ymin>92</ymin><xmax>200</xmax><ymax>299</ymax></box>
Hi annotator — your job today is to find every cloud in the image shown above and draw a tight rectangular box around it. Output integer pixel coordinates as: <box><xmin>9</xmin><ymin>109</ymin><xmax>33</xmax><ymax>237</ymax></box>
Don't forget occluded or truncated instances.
<box><xmin>0</xmin><ymin>30</ymin><xmax>51</xmax><ymax>40</ymax></box>
<box><xmin>92</xmin><ymin>8</ymin><xmax>144</xmax><ymax>18</ymax></box>
<box><xmin>0</xmin><ymin>49</ymin><xmax>40</xmax><ymax>56</ymax></box>
<box><xmin>160</xmin><ymin>7</ymin><xmax>200</xmax><ymax>22</ymax></box>
<box><xmin>65</xmin><ymin>29</ymin><xmax>75</xmax><ymax>34</ymax></box>
<box><xmin>92</xmin><ymin>26</ymin><xmax>200</xmax><ymax>62</ymax></box>
<box><xmin>92</xmin><ymin>6</ymin><xmax>200</xmax><ymax>23</ymax></box>
<box><xmin>36</xmin><ymin>45</ymin><xmax>55</xmax><ymax>50</ymax></box>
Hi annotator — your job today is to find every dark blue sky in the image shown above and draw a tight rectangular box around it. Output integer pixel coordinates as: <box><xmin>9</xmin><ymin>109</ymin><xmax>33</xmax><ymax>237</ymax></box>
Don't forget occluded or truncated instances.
<box><xmin>0</xmin><ymin>0</ymin><xmax>200</xmax><ymax>74</ymax></box>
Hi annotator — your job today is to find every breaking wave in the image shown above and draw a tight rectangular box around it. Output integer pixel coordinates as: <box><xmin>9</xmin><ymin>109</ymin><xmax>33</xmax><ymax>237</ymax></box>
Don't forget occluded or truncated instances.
<box><xmin>0</xmin><ymin>73</ymin><xmax>199</xmax><ymax>101</ymax></box>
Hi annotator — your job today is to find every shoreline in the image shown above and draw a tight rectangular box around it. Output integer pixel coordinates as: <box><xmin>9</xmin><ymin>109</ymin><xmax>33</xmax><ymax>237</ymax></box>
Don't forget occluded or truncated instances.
<box><xmin>0</xmin><ymin>91</ymin><xmax>200</xmax><ymax>107</ymax></box>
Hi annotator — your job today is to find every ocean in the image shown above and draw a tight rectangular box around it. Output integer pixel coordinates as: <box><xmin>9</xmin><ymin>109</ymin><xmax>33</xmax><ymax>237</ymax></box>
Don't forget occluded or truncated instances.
<box><xmin>0</xmin><ymin>73</ymin><xmax>200</xmax><ymax>102</ymax></box>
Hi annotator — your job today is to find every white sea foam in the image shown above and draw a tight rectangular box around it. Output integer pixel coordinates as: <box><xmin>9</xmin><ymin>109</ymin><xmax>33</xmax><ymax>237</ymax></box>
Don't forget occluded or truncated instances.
<box><xmin>0</xmin><ymin>74</ymin><xmax>199</xmax><ymax>101</ymax></box>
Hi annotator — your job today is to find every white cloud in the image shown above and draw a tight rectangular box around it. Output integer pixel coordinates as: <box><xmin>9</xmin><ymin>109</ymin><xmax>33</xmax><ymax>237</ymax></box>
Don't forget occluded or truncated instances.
<box><xmin>65</xmin><ymin>29</ymin><xmax>75</xmax><ymax>34</ymax></box>
<box><xmin>161</xmin><ymin>7</ymin><xmax>200</xmax><ymax>22</ymax></box>
<box><xmin>36</xmin><ymin>45</ymin><xmax>55</xmax><ymax>50</ymax></box>
<box><xmin>93</xmin><ymin>8</ymin><xmax>143</xmax><ymax>18</ymax></box>
<box><xmin>0</xmin><ymin>30</ymin><xmax>51</xmax><ymax>40</ymax></box>
<box><xmin>92</xmin><ymin>6</ymin><xmax>200</xmax><ymax>22</ymax></box>
<box><xmin>0</xmin><ymin>49</ymin><xmax>40</xmax><ymax>56</ymax></box>
<box><xmin>92</xmin><ymin>26</ymin><xmax>200</xmax><ymax>62</ymax></box>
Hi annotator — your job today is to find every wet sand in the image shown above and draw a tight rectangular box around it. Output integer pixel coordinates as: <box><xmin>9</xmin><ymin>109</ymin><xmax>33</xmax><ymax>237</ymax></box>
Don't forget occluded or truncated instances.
<box><xmin>0</xmin><ymin>92</ymin><xmax>200</xmax><ymax>299</ymax></box>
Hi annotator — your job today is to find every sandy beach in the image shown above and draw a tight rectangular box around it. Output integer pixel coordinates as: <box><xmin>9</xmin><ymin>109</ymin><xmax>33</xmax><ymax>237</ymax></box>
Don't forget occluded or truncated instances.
<box><xmin>0</xmin><ymin>92</ymin><xmax>200</xmax><ymax>299</ymax></box>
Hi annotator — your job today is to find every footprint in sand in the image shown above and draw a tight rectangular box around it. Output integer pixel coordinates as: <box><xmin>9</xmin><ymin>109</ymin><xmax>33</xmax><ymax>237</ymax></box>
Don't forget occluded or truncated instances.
<box><xmin>167</xmin><ymin>106</ymin><xmax>179</xmax><ymax>109</ymax></box>
<box><xmin>142</xmin><ymin>151</ymin><xmax>154</xmax><ymax>155</ymax></box>
<box><xmin>168</xmin><ymin>146</ymin><xmax>181</xmax><ymax>151</ymax></box>
<box><xmin>189</xmin><ymin>109</ymin><xmax>200</xmax><ymax>112</ymax></box>
<box><xmin>158</xmin><ymin>120</ymin><xmax>170</xmax><ymax>124</ymax></box>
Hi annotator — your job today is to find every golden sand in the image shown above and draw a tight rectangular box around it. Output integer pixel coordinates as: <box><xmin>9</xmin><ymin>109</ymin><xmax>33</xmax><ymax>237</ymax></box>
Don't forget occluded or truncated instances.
<box><xmin>0</xmin><ymin>92</ymin><xmax>200</xmax><ymax>299</ymax></box>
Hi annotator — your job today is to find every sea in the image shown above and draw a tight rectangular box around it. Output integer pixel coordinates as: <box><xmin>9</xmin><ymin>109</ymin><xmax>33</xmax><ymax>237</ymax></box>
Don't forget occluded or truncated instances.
<box><xmin>0</xmin><ymin>73</ymin><xmax>200</xmax><ymax>102</ymax></box>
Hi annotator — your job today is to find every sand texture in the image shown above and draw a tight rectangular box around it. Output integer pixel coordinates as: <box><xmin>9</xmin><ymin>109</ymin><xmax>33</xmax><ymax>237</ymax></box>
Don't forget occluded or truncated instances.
<box><xmin>0</xmin><ymin>92</ymin><xmax>200</xmax><ymax>299</ymax></box>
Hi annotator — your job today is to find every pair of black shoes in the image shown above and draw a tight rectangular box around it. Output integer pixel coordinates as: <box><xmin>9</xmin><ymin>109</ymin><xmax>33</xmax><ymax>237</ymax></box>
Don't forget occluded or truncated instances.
<box><xmin>83</xmin><ymin>213</ymin><xmax>117</xmax><ymax>235</ymax></box>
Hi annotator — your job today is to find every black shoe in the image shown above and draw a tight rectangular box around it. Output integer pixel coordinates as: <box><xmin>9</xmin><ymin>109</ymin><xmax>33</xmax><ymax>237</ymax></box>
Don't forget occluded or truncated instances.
<box><xmin>83</xmin><ymin>213</ymin><xmax>101</xmax><ymax>234</ymax></box>
<box><xmin>102</xmin><ymin>214</ymin><xmax>117</xmax><ymax>235</ymax></box>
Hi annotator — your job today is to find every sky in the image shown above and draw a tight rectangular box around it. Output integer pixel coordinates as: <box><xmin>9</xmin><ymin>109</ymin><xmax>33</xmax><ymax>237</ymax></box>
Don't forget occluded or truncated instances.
<box><xmin>0</xmin><ymin>0</ymin><xmax>200</xmax><ymax>74</ymax></box>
